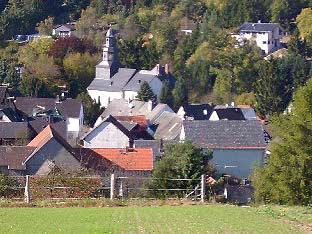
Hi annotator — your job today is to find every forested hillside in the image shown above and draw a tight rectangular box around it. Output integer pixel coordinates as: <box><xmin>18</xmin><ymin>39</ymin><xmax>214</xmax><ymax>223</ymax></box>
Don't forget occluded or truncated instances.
<box><xmin>0</xmin><ymin>0</ymin><xmax>311</xmax><ymax>117</ymax></box>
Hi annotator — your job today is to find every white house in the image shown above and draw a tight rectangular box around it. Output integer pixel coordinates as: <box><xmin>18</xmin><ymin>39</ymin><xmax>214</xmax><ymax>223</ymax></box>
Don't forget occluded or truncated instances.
<box><xmin>83</xmin><ymin>115</ymin><xmax>133</xmax><ymax>148</ymax></box>
<box><xmin>52</xmin><ymin>24</ymin><xmax>76</xmax><ymax>37</ymax></box>
<box><xmin>87</xmin><ymin>27</ymin><xmax>169</xmax><ymax>108</ymax></box>
<box><xmin>234</xmin><ymin>22</ymin><xmax>285</xmax><ymax>54</ymax></box>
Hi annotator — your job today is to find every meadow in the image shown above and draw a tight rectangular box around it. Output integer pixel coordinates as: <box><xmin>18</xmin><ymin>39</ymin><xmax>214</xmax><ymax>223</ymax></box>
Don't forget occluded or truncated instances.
<box><xmin>0</xmin><ymin>203</ymin><xmax>311</xmax><ymax>233</ymax></box>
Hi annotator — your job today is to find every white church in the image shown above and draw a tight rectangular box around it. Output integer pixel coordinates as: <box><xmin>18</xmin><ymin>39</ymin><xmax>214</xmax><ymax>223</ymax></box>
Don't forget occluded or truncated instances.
<box><xmin>87</xmin><ymin>27</ymin><xmax>170</xmax><ymax>107</ymax></box>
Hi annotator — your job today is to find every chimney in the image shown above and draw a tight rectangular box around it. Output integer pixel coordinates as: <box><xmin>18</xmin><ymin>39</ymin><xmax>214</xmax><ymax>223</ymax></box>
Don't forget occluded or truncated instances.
<box><xmin>156</xmin><ymin>64</ymin><xmax>160</xmax><ymax>75</ymax></box>
<box><xmin>147</xmin><ymin>100</ymin><xmax>153</xmax><ymax>111</ymax></box>
<box><xmin>165</xmin><ymin>64</ymin><xmax>169</xmax><ymax>74</ymax></box>
<box><xmin>231</xmin><ymin>102</ymin><xmax>235</xmax><ymax>107</ymax></box>
<box><xmin>203</xmin><ymin>109</ymin><xmax>208</xmax><ymax>115</ymax></box>
<box><xmin>258</xmin><ymin>20</ymin><xmax>261</xmax><ymax>23</ymax></box>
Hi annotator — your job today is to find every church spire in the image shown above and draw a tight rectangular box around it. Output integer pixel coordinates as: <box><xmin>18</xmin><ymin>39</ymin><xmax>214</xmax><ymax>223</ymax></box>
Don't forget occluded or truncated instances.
<box><xmin>94</xmin><ymin>25</ymin><xmax>119</xmax><ymax>80</ymax></box>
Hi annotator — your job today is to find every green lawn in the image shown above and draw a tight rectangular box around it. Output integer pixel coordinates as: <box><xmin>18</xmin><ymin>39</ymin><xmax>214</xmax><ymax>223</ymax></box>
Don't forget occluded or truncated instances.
<box><xmin>0</xmin><ymin>205</ymin><xmax>310</xmax><ymax>233</ymax></box>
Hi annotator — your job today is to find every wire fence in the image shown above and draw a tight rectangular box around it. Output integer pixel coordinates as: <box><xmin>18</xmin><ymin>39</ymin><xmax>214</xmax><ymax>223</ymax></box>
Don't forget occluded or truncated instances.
<box><xmin>2</xmin><ymin>174</ymin><xmax>207</xmax><ymax>203</ymax></box>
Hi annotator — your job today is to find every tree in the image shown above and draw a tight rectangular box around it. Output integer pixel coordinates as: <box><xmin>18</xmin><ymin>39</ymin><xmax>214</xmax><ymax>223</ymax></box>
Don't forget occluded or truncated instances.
<box><xmin>0</xmin><ymin>58</ymin><xmax>19</xmax><ymax>86</ymax></box>
<box><xmin>172</xmin><ymin>78</ymin><xmax>188</xmax><ymax>110</ymax></box>
<box><xmin>77</xmin><ymin>92</ymin><xmax>103</xmax><ymax>127</ymax></box>
<box><xmin>36</xmin><ymin>16</ymin><xmax>54</xmax><ymax>36</ymax></box>
<box><xmin>255</xmin><ymin>60</ymin><xmax>292</xmax><ymax>117</ymax></box>
<box><xmin>63</xmin><ymin>52</ymin><xmax>98</xmax><ymax>97</ymax></box>
<box><xmin>253</xmin><ymin>79</ymin><xmax>312</xmax><ymax>205</ymax></box>
<box><xmin>296</xmin><ymin>8</ymin><xmax>312</xmax><ymax>48</ymax></box>
<box><xmin>159</xmin><ymin>80</ymin><xmax>173</xmax><ymax>106</ymax></box>
<box><xmin>234</xmin><ymin>92</ymin><xmax>256</xmax><ymax>106</ymax></box>
<box><xmin>147</xmin><ymin>141</ymin><xmax>213</xmax><ymax>197</ymax></box>
<box><xmin>136</xmin><ymin>81</ymin><xmax>155</xmax><ymax>102</ymax></box>
<box><xmin>212</xmin><ymin>68</ymin><xmax>233</xmax><ymax>104</ymax></box>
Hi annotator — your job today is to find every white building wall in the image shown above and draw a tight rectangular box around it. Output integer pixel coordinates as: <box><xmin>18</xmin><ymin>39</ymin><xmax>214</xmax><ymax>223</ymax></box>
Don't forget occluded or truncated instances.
<box><xmin>83</xmin><ymin>122</ymin><xmax>130</xmax><ymax>148</ymax></box>
<box><xmin>124</xmin><ymin>91</ymin><xmax>138</xmax><ymax>102</ymax></box>
<box><xmin>209</xmin><ymin>111</ymin><xmax>219</xmax><ymax>121</ymax></box>
<box><xmin>87</xmin><ymin>89</ymin><xmax>123</xmax><ymax>108</ymax></box>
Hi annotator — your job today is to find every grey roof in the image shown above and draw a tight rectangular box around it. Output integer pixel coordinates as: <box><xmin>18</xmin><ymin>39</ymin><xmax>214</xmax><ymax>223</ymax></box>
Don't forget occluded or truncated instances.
<box><xmin>118</xmin><ymin>120</ymin><xmax>138</xmax><ymax>132</ymax></box>
<box><xmin>240</xmin><ymin>23</ymin><xmax>282</xmax><ymax>32</ymax></box>
<box><xmin>1</xmin><ymin>107</ymin><xmax>22</xmax><ymax>122</ymax></box>
<box><xmin>0</xmin><ymin>122</ymin><xmax>30</xmax><ymax>139</ymax></box>
<box><xmin>134</xmin><ymin>139</ymin><xmax>163</xmax><ymax>159</ymax></box>
<box><xmin>0</xmin><ymin>146</ymin><xmax>36</xmax><ymax>170</ymax></box>
<box><xmin>152</xmin><ymin>111</ymin><xmax>182</xmax><ymax>141</ymax></box>
<box><xmin>101</xmin><ymin>99</ymin><xmax>150</xmax><ymax>118</ymax></box>
<box><xmin>214</xmin><ymin>108</ymin><xmax>245</xmax><ymax>120</ymax></box>
<box><xmin>123</xmin><ymin>72</ymin><xmax>159</xmax><ymax>92</ymax></box>
<box><xmin>146</xmin><ymin>103</ymin><xmax>174</xmax><ymax>123</ymax></box>
<box><xmin>87</xmin><ymin>68</ymin><xmax>136</xmax><ymax>92</ymax></box>
<box><xmin>15</xmin><ymin>97</ymin><xmax>56</xmax><ymax>117</ymax></box>
<box><xmin>181</xmin><ymin>104</ymin><xmax>215</xmax><ymax>120</ymax></box>
<box><xmin>183</xmin><ymin>120</ymin><xmax>267</xmax><ymax>148</ymax></box>
<box><xmin>54</xmin><ymin>24</ymin><xmax>76</xmax><ymax>31</ymax></box>
<box><xmin>28</xmin><ymin>117</ymin><xmax>67</xmax><ymax>140</ymax></box>
<box><xmin>15</xmin><ymin>97</ymin><xmax>82</xmax><ymax>119</ymax></box>
<box><xmin>56</xmin><ymin>98</ymin><xmax>82</xmax><ymax>118</ymax></box>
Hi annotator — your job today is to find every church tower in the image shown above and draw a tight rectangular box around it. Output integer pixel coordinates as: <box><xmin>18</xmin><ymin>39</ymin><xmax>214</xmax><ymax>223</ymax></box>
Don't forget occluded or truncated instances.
<box><xmin>95</xmin><ymin>26</ymin><xmax>119</xmax><ymax>80</ymax></box>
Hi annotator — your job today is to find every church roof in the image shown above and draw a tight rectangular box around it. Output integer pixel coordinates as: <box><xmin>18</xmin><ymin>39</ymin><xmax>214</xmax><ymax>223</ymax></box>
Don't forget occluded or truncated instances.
<box><xmin>87</xmin><ymin>68</ymin><xmax>136</xmax><ymax>92</ymax></box>
<box><xmin>122</xmin><ymin>72</ymin><xmax>160</xmax><ymax>92</ymax></box>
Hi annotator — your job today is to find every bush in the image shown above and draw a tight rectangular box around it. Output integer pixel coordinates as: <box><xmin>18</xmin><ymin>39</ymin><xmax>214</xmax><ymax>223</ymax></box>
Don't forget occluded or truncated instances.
<box><xmin>0</xmin><ymin>174</ymin><xmax>18</xmax><ymax>197</ymax></box>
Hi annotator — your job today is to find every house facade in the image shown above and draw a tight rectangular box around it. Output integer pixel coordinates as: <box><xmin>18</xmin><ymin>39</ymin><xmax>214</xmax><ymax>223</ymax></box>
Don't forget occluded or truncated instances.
<box><xmin>52</xmin><ymin>24</ymin><xmax>76</xmax><ymax>37</ymax></box>
<box><xmin>180</xmin><ymin>120</ymin><xmax>267</xmax><ymax>178</ymax></box>
<box><xmin>83</xmin><ymin>115</ymin><xmax>133</xmax><ymax>148</ymax></box>
<box><xmin>87</xmin><ymin>27</ymin><xmax>169</xmax><ymax>107</ymax></box>
<box><xmin>235</xmin><ymin>22</ymin><xmax>285</xmax><ymax>54</ymax></box>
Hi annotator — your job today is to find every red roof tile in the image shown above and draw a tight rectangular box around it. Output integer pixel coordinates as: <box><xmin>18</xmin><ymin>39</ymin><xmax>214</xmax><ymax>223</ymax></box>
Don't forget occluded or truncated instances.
<box><xmin>114</xmin><ymin>115</ymin><xmax>148</xmax><ymax>127</ymax></box>
<box><xmin>27</xmin><ymin>125</ymin><xmax>53</xmax><ymax>148</ymax></box>
<box><xmin>76</xmin><ymin>148</ymin><xmax>153</xmax><ymax>171</ymax></box>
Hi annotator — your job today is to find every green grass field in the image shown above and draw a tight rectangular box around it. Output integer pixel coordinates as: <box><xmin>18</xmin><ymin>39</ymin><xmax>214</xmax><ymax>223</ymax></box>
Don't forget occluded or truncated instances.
<box><xmin>0</xmin><ymin>204</ymin><xmax>311</xmax><ymax>233</ymax></box>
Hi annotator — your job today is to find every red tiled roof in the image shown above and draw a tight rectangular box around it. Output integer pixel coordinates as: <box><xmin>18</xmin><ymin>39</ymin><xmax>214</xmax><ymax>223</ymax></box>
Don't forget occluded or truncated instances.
<box><xmin>77</xmin><ymin>148</ymin><xmax>153</xmax><ymax>171</ymax></box>
<box><xmin>114</xmin><ymin>115</ymin><xmax>148</xmax><ymax>127</ymax></box>
<box><xmin>27</xmin><ymin>125</ymin><xmax>54</xmax><ymax>148</ymax></box>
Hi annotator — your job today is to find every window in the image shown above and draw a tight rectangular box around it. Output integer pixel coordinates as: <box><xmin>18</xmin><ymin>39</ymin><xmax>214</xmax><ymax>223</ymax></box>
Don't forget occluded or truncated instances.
<box><xmin>263</xmin><ymin>41</ymin><xmax>267</xmax><ymax>44</ymax></box>
<box><xmin>268</xmin><ymin>41</ymin><xmax>270</xmax><ymax>44</ymax></box>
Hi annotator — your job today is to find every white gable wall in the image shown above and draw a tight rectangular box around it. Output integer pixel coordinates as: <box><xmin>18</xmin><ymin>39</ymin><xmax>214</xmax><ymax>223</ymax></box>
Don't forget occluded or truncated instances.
<box><xmin>209</xmin><ymin>111</ymin><xmax>219</xmax><ymax>121</ymax></box>
<box><xmin>83</xmin><ymin>122</ymin><xmax>130</xmax><ymax>148</ymax></box>
<box><xmin>88</xmin><ymin>89</ymin><xmax>123</xmax><ymax>108</ymax></box>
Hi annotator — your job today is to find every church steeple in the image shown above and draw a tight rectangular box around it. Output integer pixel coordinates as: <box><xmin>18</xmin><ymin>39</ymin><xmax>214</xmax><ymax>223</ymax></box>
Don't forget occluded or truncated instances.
<box><xmin>95</xmin><ymin>25</ymin><xmax>119</xmax><ymax>80</ymax></box>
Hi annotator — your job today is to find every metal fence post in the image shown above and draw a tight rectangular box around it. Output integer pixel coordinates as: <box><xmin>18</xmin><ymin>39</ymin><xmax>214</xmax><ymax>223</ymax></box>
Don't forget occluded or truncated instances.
<box><xmin>110</xmin><ymin>173</ymin><xmax>115</xmax><ymax>200</ymax></box>
<box><xmin>200</xmin><ymin>174</ymin><xmax>206</xmax><ymax>203</ymax></box>
<box><xmin>24</xmin><ymin>175</ymin><xmax>31</xmax><ymax>204</ymax></box>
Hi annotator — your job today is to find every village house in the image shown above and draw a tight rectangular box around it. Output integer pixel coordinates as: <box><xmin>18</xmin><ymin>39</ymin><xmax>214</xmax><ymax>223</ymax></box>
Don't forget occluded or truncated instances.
<box><xmin>180</xmin><ymin>120</ymin><xmax>267</xmax><ymax>178</ymax></box>
<box><xmin>14</xmin><ymin>97</ymin><xmax>84</xmax><ymax>140</ymax></box>
<box><xmin>0</xmin><ymin>125</ymin><xmax>154</xmax><ymax>176</ymax></box>
<box><xmin>233</xmin><ymin>22</ymin><xmax>285</xmax><ymax>54</ymax></box>
<box><xmin>87</xmin><ymin>27</ymin><xmax>172</xmax><ymax>107</ymax></box>
<box><xmin>52</xmin><ymin>23</ymin><xmax>76</xmax><ymax>37</ymax></box>
<box><xmin>83</xmin><ymin>115</ymin><xmax>135</xmax><ymax>148</ymax></box>
<box><xmin>0</xmin><ymin>122</ymin><xmax>31</xmax><ymax>146</ymax></box>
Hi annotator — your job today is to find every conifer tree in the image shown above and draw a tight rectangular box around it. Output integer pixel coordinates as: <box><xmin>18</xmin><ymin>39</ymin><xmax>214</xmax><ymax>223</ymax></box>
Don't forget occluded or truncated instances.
<box><xmin>253</xmin><ymin>79</ymin><xmax>312</xmax><ymax>205</ymax></box>
<box><xmin>136</xmin><ymin>81</ymin><xmax>155</xmax><ymax>102</ymax></box>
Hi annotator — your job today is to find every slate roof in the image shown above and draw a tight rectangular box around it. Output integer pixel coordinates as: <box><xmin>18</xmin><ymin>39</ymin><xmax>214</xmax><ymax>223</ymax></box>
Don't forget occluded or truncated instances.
<box><xmin>0</xmin><ymin>146</ymin><xmax>36</xmax><ymax>170</ymax></box>
<box><xmin>54</xmin><ymin>24</ymin><xmax>76</xmax><ymax>31</ymax></box>
<box><xmin>14</xmin><ymin>97</ymin><xmax>82</xmax><ymax>119</ymax></box>
<box><xmin>28</xmin><ymin>117</ymin><xmax>67</xmax><ymax>140</ymax></box>
<box><xmin>27</xmin><ymin>125</ymin><xmax>75</xmax><ymax>160</ymax></box>
<box><xmin>100</xmin><ymin>99</ymin><xmax>172</xmax><ymax>123</ymax></box>
<box><xmin>1</xmin><ymin>107</ymin><xmax>22</xmax><ymax>122</ymax></box>
<box><xmin>183</xmin><ymin>120</ymin><xmax>267</xmax><ymax>148</ymax></box>
<box><xmin>122</xmin><ymin>72</ymin><xmax>159</xmax><ymax>92</ymax></box>
<box><xmin>214</xmin><ymin>108</ymin><xmax>246</xmax><ymax>120</ymax></box>
<box><xmin>76</xmin><ymin>148</ymin><xmax>153</xmax><ymax>171</ymax></box>
<box><xmin>181</xmin><ymin>104</ymin><xmax>215</xmax><ymax>120</ymax></box>
<box><xmin>152</xmin><ymin>111</ymin><xmax>182</xmax><ymax>141</ymax></box>
<box><xmin>134</xmin><ymin>139</ymin><xmax>163</xmax><ymax>160</ymax></box>
<box><xmin>56</xmin><ymin>98</ymin><xmax>81</xmax><ymax>118</ymax></box>
<box><xmin>240</xmin><ymin>23</ymin><xmax>281</xmax><ymax>32</ymax></box>
<box><xmin>15</xmin><ymin>97</ymin><xmax>56</xmax><ymax>117</ymax></box>
<box><xmin>87</xmin><ymin>68</ymin><xmax>136</xmax><ymax>91</ymax></box>
<box><xmin>0</xmin><ymin>122</ymin><xmax>30</xmax><ymax>139</ymax></box>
